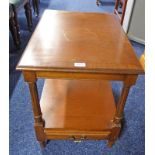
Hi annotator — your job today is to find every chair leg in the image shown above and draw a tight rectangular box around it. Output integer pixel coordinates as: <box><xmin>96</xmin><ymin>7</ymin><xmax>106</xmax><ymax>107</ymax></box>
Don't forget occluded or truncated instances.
<box><xmin>114</xmin><ymin>0</ymin><xmax>120</xmax><ymax>14</ymax></box>
<box><xmin>32</xmin><ymin>0</ymin><xmax>39</xmax><ymax>17</ymax></box>
<box><xmin>11</xmin><ymin>5</ymin><xmax>21</xmax><ymax>44</ymax></box>
<box><xmin>96</xmin><ymin>0</ymin><xmax>100</xmax><ymax>6</ymax></box>
<box><xmin>9</xmin><ymin>17</ymin><xmax>20</xmax><ymax>49</ymax></box>
<box><xmin>24</xmin><ymin>2</ymin><xmax>33</xmax><ymax>32</ymax></box>
<box><xmin>120</xmin><ymin>0</ymin><xmax>128</xmax><ymax>25</ymax></box>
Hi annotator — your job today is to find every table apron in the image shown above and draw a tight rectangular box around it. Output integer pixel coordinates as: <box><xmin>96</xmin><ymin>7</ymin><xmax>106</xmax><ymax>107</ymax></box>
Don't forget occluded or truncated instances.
<box><xmin>35</xmin><ymin>71</ymin><xmax>127</xmax><ymax>81</ymax></box>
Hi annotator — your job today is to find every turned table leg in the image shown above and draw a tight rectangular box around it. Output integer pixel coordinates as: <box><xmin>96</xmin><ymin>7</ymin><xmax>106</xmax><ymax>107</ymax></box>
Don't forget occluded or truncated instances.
<box><xmin>23</xmin><ymin>71</ymin><xmax>46</xmax><ymax>148</ymax></box>
<box><xmin>39</xmin><ymin>141</ymin><xmax>46</xmax><ymax>148</ymax></box>
<box><xmin>24</xmin><ymin>1</ymin><xmax>33</xmax><ymax>32</ymax></box>
<box><xmin>108</xmin><ymin>75</ymin><xmax>138</xmax><ymax>147</ymax></box>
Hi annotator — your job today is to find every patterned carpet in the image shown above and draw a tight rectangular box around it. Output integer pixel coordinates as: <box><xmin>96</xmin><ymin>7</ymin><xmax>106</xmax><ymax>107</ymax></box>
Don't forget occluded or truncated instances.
<box><xmin>9</xmin><ymin>0</ymin><xmax>145</xmax><ymax>154</ymax></box>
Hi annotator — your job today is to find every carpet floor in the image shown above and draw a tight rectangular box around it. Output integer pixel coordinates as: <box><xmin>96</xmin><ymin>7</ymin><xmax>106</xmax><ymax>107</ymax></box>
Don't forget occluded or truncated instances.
<box><xmin>9</xmin><ymin>0</ymin><xmax>145</xmax><ymax>154</ymax></box>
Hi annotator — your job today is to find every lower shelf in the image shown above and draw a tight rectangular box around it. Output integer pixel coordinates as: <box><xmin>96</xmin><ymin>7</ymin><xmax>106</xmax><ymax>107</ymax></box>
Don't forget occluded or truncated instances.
<box><xmin>40</xmin><ymin>79</ymin><xmax>116</xmax><ymax>133</ymax></box>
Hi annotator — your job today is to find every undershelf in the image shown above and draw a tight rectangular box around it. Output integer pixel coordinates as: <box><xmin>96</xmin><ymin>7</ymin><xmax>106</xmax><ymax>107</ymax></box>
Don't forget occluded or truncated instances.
<box><xmin>40</xmin><ymin>79</ymin><xmax>116</xmax><ymax>131</ymax></box>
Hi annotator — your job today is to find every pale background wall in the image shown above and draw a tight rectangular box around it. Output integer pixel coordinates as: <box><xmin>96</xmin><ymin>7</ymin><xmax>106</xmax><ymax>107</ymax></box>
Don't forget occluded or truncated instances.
<box><xmin>123</xmin><ymin>0</ymin><xmax>145</xmax><ymax>44</ymax></box>
<box><xmin>122</xmin><ymin>0</ymin><xmax>134</xmax><ymax>32</ymax></box>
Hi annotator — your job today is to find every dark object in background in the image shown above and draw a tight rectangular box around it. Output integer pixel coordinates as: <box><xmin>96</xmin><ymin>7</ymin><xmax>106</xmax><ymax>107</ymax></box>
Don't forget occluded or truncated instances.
<box><xmin>32</xmin><ymin>0</ymin><xmax>40</xmax><ymax>16</ymax></box>
<box><xmin>114</xmin><ymin>0</ymin><xmax>128</xmax><ymax>25</ymax></box>
<box><xmin>9</xmin><ymin>0</ymin><xmax>33</xmax><ymax>49</ymax></box>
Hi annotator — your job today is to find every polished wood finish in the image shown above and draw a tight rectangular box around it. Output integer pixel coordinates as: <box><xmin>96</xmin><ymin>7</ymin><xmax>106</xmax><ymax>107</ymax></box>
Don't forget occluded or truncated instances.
<box><xmin>114</xmin><ymin>0</ymin><xmax>128</xmax><ymax>25</ymax></box>
<box><xmin>17</xmin><ymin>10</ymin><xmax>144</xmax><ymax>148</ymax></box>
<box><xmin>23</xmin><ymin>71</ymin><xmax>46</xmax><ymax>147</ymax></box>
<box><xmin>140</xmin><ymin>52</ymin><xmax>145</xmax><ymax>70</ymax></box>
<box><xmin>44</xmin><ymin>130</ymin><xmax>110</xmax><ymax>140</ymax></box>
<box><xmin>17</xmin><ymin>11</ymin><xmax>143</xmax><ymax>74</ymax></box>
<box><xmin>40</xmin><ymin>79</ymin><xmax>116</xmax><ymax>130</ymax></box>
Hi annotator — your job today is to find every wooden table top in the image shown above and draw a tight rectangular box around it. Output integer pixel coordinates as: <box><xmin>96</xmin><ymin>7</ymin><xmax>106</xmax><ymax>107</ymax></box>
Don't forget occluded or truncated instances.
<box><xmin>17</xmin><ymin>10</ymin><xmax>143</xmax><ymax>74</ymax></box>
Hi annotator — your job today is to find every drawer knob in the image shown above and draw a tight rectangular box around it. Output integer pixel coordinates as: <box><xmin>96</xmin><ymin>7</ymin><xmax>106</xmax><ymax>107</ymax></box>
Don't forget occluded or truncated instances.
<box><xmin>70</xmin><ymin>135</ymin><xmax>86</xmax><ymax>142</ymax></box>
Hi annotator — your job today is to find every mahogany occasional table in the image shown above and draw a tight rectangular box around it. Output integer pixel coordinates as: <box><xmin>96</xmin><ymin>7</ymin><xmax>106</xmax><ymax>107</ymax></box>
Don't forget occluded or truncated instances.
<box><xmin>16</xmin><ymin>10</ymin><xmax>144</xmax><ymax>148</ymax></box>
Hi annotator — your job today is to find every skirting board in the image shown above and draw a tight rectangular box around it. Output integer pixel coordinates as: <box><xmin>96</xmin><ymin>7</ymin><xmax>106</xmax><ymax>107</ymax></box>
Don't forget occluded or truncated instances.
<box><xmin>127</xmin><ymin>34</ymin><xmax>145</xmax><ymax>45</ymax></box>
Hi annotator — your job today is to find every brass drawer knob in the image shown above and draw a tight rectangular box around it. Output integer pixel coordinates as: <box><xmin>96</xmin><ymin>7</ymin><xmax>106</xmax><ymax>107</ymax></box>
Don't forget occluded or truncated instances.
<box><xmin>70</xmin><ymin>135</ymin><xmax>86</xmax><ymax>143</ymax></box>
<box><xmin>74</xmin><ymin>140</ymin><xmax>82</xmax><ymax>143</ymax></box>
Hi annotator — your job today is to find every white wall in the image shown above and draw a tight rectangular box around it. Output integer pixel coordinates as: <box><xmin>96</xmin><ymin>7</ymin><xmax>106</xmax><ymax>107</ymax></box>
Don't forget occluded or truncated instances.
<box><xmin>122</xmin><ymin>0</ymin><xmax>135</xmax><ymax>33</ymax></box>
<box><xmin>123</xmin><ymin>0</ymin><xmax>145</xmax><ymax>44</ymax></box>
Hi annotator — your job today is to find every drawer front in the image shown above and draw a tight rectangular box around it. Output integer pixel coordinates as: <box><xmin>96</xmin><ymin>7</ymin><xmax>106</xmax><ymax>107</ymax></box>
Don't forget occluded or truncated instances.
<box><xmin>44</xmin><ymin>130</ymin><xmax>110</xmax><ymax>141</ymax></box>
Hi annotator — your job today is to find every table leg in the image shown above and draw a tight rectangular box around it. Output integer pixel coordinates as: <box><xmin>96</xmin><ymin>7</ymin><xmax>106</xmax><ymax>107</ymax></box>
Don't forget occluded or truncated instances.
<box><xmin>23</xmin><ymin>71</ymin><xmax>46</xmax><ymax>148</ymax></box>
<box><xmin>39</xmin><ymin>141</ymin><xmax>46</xmax><ymax>148</ymax></box>
<box><xmin>24</xmin><ymin>2</ymin><xmax>33</xmax><ymax>32</ymax></box>
<box><xmin>108</xmin><ymin>75</ymin><xmax>138</xmax><ymax>147</ymax></box>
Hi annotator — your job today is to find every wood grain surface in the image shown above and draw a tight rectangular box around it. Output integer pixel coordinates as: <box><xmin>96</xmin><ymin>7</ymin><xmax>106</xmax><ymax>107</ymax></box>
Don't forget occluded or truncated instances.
<box><xmin>40</xmin><ymin>79</ymin><xmax>116</xmax><ymax>130</ymax></box>
<box><xmin>17</xmin><ymin>10</ymin><xmax>143</xmax><ymax>74</ymax></box>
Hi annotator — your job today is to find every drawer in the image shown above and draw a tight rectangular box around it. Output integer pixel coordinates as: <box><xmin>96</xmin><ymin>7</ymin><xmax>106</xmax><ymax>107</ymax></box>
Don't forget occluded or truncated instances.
<box><xmin>44</xmin><ymin>129</ymin><xmax>110</xmax><ymax>141</ymax></box>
